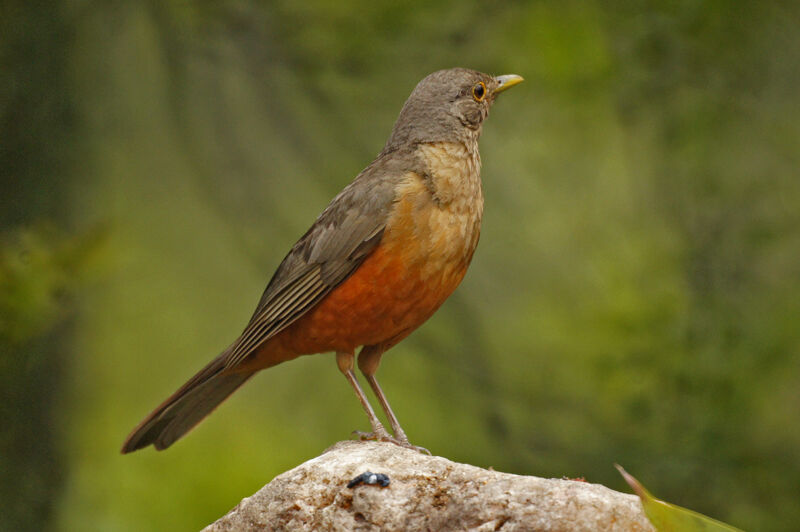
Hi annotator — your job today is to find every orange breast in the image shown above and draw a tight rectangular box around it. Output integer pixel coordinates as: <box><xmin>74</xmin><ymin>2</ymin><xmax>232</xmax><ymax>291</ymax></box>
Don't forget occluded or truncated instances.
<box><xmin>273</xmin><ymin>234</ymin><xmax>469</xmax><ymax>357</ymax></box>
<box><xmin>234</xmin><ymin>164</ymin><xmax>483</xmax><ymax>374</ymax></box>
<box><xmin>251</xmin><ymin>169</ymin><xmax>482</xmax><ymax>368</ymax></box>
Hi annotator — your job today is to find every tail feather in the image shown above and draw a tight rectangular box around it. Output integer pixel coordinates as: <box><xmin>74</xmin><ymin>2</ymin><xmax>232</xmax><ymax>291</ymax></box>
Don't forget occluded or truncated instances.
<box><xmin>121</xmin><ymin>348</ymin><xmax>254</xmax><ymax>453</ymax></box>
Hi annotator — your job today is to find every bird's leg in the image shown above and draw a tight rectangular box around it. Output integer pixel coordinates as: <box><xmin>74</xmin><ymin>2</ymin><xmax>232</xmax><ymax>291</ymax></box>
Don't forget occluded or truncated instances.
<box><xmin>359</xmin><ymin>346</ymin><xmax>431</xmax><ymax>454</ymax></box>
<box><xmin>358</xmin><ymin>346</ymin><xmax>407</xmax><ymax>440</ymax></box>
<box><xmin>366</xmin><ymin>376</ymin><xmax>408</xmax><ymax>439</ymax></box>
<box><xmin>335</xmin><ymin>351</ymin><xmax>392</xmax><ymax>441</ymax></box>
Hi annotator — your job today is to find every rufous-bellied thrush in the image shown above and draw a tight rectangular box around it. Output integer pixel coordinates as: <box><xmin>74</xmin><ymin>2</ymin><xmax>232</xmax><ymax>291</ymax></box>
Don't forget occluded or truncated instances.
<box><xmin>122</xmin><ymin>68</ymin><xmax>523</xmax><ymax>453</ymax></box>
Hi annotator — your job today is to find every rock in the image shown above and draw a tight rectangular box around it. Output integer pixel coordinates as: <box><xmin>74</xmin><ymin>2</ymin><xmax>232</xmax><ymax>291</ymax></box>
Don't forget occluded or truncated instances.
<box><xmin>203</xmin><ymin>440</ymin><xmax>654</xmax><ymax>531</ymax></box>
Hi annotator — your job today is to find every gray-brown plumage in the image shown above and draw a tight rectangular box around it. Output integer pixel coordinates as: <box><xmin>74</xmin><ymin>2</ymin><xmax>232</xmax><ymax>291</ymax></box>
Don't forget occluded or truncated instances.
<box><xmin>122</xmin><ymin>68</ymin><xmax>522</xmax><ymax>453</ymax></box>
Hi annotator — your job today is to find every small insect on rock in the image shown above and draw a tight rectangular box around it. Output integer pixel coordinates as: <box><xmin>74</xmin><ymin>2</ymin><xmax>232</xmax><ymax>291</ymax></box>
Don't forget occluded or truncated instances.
<box><xmin>347</xmin><ymin>471</ymin><xmax>391</xmax><ymax>488</ymax></box>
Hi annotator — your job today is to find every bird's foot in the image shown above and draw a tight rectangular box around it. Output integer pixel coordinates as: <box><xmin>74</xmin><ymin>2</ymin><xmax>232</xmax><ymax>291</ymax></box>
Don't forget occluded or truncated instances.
<box><xmin>351</xmin><ymin>430</ymin><xmax>431</xmax><ymax>455</ymax></box>
<box><xmin>403</xmin><ymin>441</ymin><xmax>432</xmax><ymax>455</ymax></box>
<box><xmin>352</xmin><ymin>429</ymin><xmax>390</xmax><ymax>442</ymax></box>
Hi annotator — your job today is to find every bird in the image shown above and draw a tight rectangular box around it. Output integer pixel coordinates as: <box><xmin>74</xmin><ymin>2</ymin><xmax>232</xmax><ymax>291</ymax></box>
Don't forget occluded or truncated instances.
<box><xmin>121</xmin><ymin>68</ymin><xmax>523</xmax><ymax>453</ymax></box>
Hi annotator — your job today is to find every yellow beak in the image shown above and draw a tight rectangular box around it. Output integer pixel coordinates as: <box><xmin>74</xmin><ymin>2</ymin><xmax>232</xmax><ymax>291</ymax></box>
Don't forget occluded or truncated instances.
<box><xmin>493</xmin><ymin>74</ymin><xmax>524</xmax><ymax>95</ymax></box>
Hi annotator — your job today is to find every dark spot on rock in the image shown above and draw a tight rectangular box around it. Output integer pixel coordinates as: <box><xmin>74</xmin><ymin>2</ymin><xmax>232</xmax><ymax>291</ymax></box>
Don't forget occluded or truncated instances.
<box><xmin>347</xmin><ymin>471</ymin><xmax>390</xmax><ymax>488</ymax></box>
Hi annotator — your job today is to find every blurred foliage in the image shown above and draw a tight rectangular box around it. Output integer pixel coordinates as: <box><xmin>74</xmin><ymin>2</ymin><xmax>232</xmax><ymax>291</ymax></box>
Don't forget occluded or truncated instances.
<box><xmin>0</xmin><ymin>226</ymin><xmax>107</xmax><ymax>345</ymax></box>
<box><xmin>0</xmin><ymin>225</ymin><xmax>105</xmax><ymax>531</ymax></box>
<box><xmin>2</xmin><ymin>2</ymin><xmax>87</xmax><ymax>529</ymax></box>
<box><xmin>2</xmin><ymin>1</ymin><xmax>799</xmax><ymax>531</ymax></box>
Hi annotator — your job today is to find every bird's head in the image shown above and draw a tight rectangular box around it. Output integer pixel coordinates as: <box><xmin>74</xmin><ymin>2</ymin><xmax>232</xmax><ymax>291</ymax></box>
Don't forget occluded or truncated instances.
<box><xmin>385</xmin><ymin>68</ymin><xmax>523</xmax><ymax>150</ymax></box>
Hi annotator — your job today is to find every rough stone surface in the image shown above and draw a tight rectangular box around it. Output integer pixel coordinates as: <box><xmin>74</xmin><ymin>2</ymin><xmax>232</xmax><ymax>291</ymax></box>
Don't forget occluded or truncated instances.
<box><xmin>203</xmin><ymin>440</ymin><xmax>654</xmax><ymax>531</ymax></box>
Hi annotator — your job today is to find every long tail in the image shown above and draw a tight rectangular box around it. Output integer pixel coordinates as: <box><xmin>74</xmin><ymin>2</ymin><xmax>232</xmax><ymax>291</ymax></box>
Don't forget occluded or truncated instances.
<box><xmin>121</xmin><ymin>347</ymin><xmax>254</xmax><ymax>453</ymax></box>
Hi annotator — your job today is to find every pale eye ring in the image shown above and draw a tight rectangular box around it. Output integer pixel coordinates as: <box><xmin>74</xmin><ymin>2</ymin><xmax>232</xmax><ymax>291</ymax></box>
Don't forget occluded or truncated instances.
<box><xmin>472</xmin><ymin>81</ymin><xmax>486</xmax><ymax>101</ymax></box>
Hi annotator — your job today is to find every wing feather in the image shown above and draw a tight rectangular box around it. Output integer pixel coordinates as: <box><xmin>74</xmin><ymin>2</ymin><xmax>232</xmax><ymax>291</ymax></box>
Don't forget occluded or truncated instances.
<box><xmin>222</xmin><ymin>149</ymin><xmax>417</xmax><ymax>369</ymax></box>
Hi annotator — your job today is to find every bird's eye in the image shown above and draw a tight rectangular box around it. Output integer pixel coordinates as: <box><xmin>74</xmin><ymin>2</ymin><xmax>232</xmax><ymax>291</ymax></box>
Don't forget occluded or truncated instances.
<box><xmin>472</xmin><ymin>82</ymin><xmax>486</xmax><ymax>102</ymax></box>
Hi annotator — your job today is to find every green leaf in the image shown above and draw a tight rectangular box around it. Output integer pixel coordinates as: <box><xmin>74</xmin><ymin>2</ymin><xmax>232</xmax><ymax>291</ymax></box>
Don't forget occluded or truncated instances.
<box><xmin>615</xmin><ymin>465</ymin><xmax>745</xmax><ymax>532</ymax></box>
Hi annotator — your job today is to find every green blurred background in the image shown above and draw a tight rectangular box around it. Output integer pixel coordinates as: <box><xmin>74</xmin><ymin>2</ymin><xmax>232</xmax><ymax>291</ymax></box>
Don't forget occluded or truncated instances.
<box><xmin>2</xmin><ymin>1</ymin><xmax>799</xmax><ymax>530</ymax></box>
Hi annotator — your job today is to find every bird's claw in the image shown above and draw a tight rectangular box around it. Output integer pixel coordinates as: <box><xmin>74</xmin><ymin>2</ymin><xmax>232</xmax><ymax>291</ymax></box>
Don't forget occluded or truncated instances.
<box><xmin>351</xmin><ymin>430</ymin><xmax>431</xmax><ymax>455</ymax></box>
<box><xmin>353</xmin><ymin>429</ymin><xmax>381</xmax><ymax>441</ymax></box>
